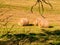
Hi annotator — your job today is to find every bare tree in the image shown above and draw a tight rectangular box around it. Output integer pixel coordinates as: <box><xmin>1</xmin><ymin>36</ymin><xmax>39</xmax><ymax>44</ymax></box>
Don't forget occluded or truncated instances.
<box><xmin>31</xmin><ymin>0</ymin><xmax>53</xmax><ymax>18</ymax></box>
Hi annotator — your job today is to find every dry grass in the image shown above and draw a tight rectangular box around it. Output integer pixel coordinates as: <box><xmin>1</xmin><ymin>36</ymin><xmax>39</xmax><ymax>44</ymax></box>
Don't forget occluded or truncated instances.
<box><xmin>0</xmin><ymin>0</ymin><xmax>60</xmax><ymax>34</ymax></box>
<box><xmin>0</xmin><ymin>0</ymin><xmax>60</xmax><ymax>45</ymax></box>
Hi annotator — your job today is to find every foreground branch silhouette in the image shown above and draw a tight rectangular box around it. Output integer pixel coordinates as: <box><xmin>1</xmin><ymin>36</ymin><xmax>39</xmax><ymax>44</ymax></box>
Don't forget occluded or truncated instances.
<box><xmin>31</xmin><ymin>0</ymin><xmax>53</xmax><ymax>18</ymax></box>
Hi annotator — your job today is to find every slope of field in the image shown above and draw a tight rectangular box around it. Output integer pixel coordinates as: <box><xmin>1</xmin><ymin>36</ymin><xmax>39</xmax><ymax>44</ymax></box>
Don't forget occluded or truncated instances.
<box><xmin>0</xmin><ymin>0</ymin><xmax>60</xmax><ymax>45</ymax></box>
<box><xmin>0</xmin><ymin>0</ymin><xmax>60</xmax><ymax>33</ymax></box>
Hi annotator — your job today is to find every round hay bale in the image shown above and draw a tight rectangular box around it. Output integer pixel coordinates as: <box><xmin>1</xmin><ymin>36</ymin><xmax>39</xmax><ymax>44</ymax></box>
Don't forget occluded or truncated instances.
<box><xmin>18</xmin><ymin>18</ymin><xmax>29</xmax><ymax>26</ymax></box>
<box><xmin>33</xmin><ymin>17</ymin><xmax>49</xmax><ymax>28</ymax></box>
<box><xmin>38</xmin><ymin>17</ymin><xmax>49</xmax><ymax>28</ymax></box>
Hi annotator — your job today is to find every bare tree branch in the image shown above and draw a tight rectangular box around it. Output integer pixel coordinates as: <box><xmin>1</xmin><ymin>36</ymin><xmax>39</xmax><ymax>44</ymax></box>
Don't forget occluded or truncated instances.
<box><xmin>31</xmin><ymin>0</ymin><xmax>53</xmax><ymax>18</ymax></box>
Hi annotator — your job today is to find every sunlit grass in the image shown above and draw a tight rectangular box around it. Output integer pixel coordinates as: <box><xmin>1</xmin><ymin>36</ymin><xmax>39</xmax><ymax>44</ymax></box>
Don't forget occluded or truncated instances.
<box><xmin>0</xmin><ymin>0</ymin><xmax>60</xmax><ymax>45</ymax></box>
<box><xmin>0</xmin><ymin>0</ymin><xmax>60</xmax><ymax>14</ymax></box>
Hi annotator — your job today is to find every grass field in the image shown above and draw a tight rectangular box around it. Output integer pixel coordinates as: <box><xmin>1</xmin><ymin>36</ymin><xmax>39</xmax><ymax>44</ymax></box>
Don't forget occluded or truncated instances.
<box><xmin>0</xmin><ymin>0</ymin><xmax>60</xmax><ymax>45</ymax></box>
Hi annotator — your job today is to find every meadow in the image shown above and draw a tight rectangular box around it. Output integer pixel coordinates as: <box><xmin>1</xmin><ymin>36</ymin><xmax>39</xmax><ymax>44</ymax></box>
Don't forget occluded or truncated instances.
<box><xmin>0</xmin><ymin>0</ymin><xmax>60</xmax><ymax>45</ymax></box>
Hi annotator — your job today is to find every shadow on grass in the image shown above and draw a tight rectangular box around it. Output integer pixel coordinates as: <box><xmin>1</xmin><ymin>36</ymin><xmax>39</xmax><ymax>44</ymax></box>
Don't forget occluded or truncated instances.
<box><xmin>23</xmin><ymin>24</ymin><xmax>34</xmax><ymax>26</ymax></box>
<box><xmin>23</xmin><ymin>24</ymin><xmax>54</xmax><ymax>28</ymax></box>
<box><xmin>48</xmin><ymin>26</ymin><xmax>54</xmax><ymax>28</ymax></box>
<box><xmin>0</xmin><ymin>29</ymin><xmax>60</xmax><ymax>45</ymax></box>
<box><xmin>41</xmin><ymin>29</ymin><xmax>60</xmax><ymax>35</ymax></box>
